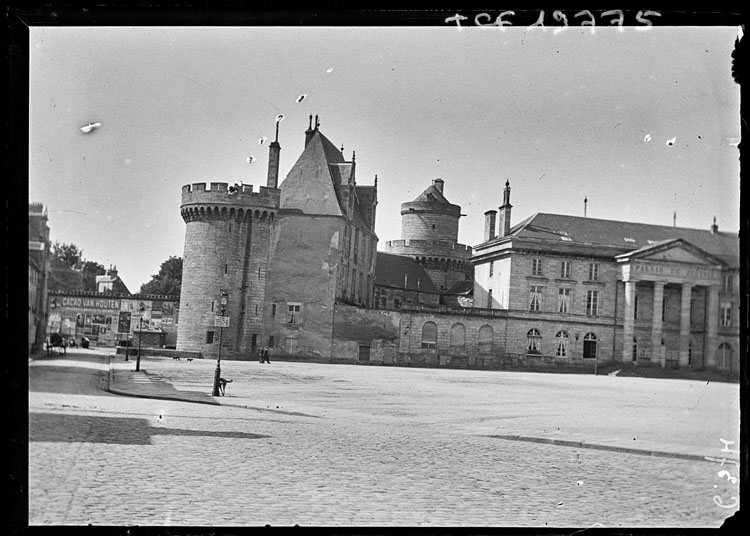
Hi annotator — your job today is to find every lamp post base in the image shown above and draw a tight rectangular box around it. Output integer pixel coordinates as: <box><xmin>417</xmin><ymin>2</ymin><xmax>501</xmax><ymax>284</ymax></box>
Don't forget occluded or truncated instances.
<box><xmin>211</xmin><ymin>363</ymin><xmax>221</xmax><ymax>396</ymax></box>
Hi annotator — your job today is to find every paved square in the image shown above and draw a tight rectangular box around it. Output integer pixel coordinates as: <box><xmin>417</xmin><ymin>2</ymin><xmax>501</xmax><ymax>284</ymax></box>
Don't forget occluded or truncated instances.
<box><xmin>29</xmin><ymin>356</ymin><xmax>740</xmax><ymax>527</ymax></box>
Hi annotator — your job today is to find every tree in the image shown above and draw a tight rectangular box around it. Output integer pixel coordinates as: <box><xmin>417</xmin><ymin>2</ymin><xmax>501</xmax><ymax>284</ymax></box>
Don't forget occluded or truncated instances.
<box><xmin>140</xmin><ymin>256</ymin><xmax>182</xmax><ymax>296</ymax></box>
<box><xmin>51</xmin><ymin>241</ymin><xmax>84</xmax><ymax>268</ymax></box>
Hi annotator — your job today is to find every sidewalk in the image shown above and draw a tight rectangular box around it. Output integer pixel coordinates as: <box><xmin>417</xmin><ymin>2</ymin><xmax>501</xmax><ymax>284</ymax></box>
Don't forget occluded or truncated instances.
<box><xmin>103</xmin><ymin>354</ymin><xmax>739</xmax><ymax>463</ymax></box>
<box><xmin>107</xmin><ymin>355</ymin><xmax>224</xmax><ymax>406</ymax></box>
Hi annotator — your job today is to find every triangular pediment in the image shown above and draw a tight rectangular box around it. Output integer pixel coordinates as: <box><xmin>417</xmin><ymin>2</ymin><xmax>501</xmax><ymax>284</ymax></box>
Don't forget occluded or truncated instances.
<box><xmin>615</xmin><ymin>239</ymin><xmax>725</xmax><ymax>266</ymax></box>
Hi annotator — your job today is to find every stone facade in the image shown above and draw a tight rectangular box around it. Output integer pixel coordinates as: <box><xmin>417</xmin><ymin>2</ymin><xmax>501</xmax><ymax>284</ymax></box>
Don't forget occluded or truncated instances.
<box><xmin>177</xmin><ymin>116</ymin><xmax>378</xmax><ymax>361</ymax></box>
<box><xmin>472</xmin><ymin>181</ymin><xmax>740</xmax><ymax>376</ymax></box>
<box><xmin>383</xmin><ymin>178</ymin><xmax>473</xmax><ymax>297</ymax></box>
<box><xmin>29</xmin><ymin>203</ymin><xmax>51</xmax><ymax>354</ymax></box>
<box><xmin>176</xmin><ymin>119</ymin><xmax>739</xmax><ymax>379</ymax></box>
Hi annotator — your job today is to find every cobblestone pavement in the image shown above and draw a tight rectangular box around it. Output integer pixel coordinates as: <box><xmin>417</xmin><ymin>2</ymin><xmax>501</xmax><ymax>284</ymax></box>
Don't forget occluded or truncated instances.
<box><xmin>28</xmin><ymin>352</ymin><xmax>741</xmax><ymax>527</ymax></box>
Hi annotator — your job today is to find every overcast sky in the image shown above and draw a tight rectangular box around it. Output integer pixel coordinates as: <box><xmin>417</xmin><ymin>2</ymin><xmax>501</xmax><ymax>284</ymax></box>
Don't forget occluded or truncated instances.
<box><xmin>29</xmin><ymin>24</ymin><xmax>741</xmax><ymax>291</ymax></box>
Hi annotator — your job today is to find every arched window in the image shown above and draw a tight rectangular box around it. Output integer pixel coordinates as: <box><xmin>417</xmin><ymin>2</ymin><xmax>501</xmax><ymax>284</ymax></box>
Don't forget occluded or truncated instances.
<box><xmin>421</xmin><ymin>322</ymin><xmax>437</xmax><ymax>349</ymax></box>
<box><xmin>555</xmin><ymin>330</ymin><xmax>569</xmax><ymax>357</ymax></box>
<box><xmin>450</xmin><ymin>323</ymin><xmax>465</xmax><ymax>354</ymax></box>
<box><xmin>527</xmin><ymin>328</ymin><xmax>542</xmax><ymax>354</ymax></box>
<box><xmin>717</xmin><ymin>343</ymin><xmax>732</xmax><ymax>371</ymax></box>
<box><xmin>583</xmin><ymin>333</ymin><xmax>598</xmax><ymax>360</ymax></box>
<box><xmin>478</xmin><ymin>325</ymin><xmax>493</xmax><ymax>355</ymax></box>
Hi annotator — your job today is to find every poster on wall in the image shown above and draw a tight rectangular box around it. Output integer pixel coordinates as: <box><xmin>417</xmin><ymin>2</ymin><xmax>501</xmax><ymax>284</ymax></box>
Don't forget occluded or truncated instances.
<box><xmin>118</xmin><ymin>311</ymin><xmax>132</xmax><ymax>334</ymax></box>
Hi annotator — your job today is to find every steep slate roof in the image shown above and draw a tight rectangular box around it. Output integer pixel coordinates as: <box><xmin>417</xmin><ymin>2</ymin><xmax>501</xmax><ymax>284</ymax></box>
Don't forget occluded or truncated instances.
<box><xmin>502</xmin><ymin>213</ymin><xmax>739</xmax><ymax>266</ymax></box>
<box><xmin>374</xmin><ymin>252</ymin><xmax>439</xmax><ymax>294</ymax></box>
<box><xmin>280</xmin><ymin>129</ymin><xmax>372</xmax><ymax>228</ymax></box>
<box><xmin>410</xmin><ymin>183</ymin><xmax>449</xmax><ymax>205</ymax></box>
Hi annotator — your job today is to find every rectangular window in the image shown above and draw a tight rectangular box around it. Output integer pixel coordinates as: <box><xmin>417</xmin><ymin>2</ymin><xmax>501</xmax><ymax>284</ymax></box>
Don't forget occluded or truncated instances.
<box><xmin>251</xmin><ymin>334</ymin><xmax>257</xmax><ymax>347</ymax></box>
<box><xmin>529</xmin><ymin>285</ymin><xmax>543</xmax><ymax>311</ymax></box>
<box><xmin>532</xmin><ymin>258</ymin><xmax>543</xmax><ymax>276</ymax></box>
<box><xmin>560</xmin><ymin>260</ymin><xmax>571</xmax><ymax>279</ymax></box>
<box><xmin>394</xmin><ymin>298</ymin><xmax>401</xmax><ymax>309</ymax></box>
<box><xmin>634</xmin><ymin>295</ymin><xmax>639</xmax><ymax>320</ymax></box>
<box><xmin>271</xmin><ymin>303</ymin><xmax>276</xmax><ymax>317</ymax></box>
<box><xmin>268</xmin><ymin>335</ymin><xmax>274</xmax><ymax>347</ymax></box>
<box><xmin>588</xmin><ymin>263</ymin><xmax>600</xmax><ymax>281</ymax></box>
<box><xmin>206</xmin><ymin>330</ymin><xmax>215</xmax><ymax>344</ymax></box>
<box><xmin>558</xmin><ymin>288</ymin><xmax>570</xmax><ymax>313</ymax></box>
<box><xmin>287</xmin><ymin>303</ymin><xmax>301</xmax><ymax>324</ymax></box>
<box><xmin>358</xmin><ymin>345</ymin><xmax>371</xmax><ymax>362</ymax></box>
<box><xmin>723</xmin><ymin>273</ymin><xmax>733</xmax><ymax>292</ymax></box>
<box><xmin>586</xmin><ymin>290</ymin><xmax>599</xmax><ymax>316</ymax></box>
<box><xmin>662</xmin><ymin>297</ymin><xmax>666</xmax><ymax>322</ymax></box>
<box><xmin>211</xmin><ymin>301</ymin><xmax>215</xmax><ymax>312</ymax></box>
<box><xmin>380</xmin><ymin>296</ymin><xmax>387</xmax><ymax>309</ymax></box>
<box><xmin>489</xmin><ymin>261</ymin><xmax>494</xmax><ymax>277</ymax></box>
<box><xmin>721</xmin><ymin>302</ymin><xmax>732</xmax><ymax>327</ymax></box>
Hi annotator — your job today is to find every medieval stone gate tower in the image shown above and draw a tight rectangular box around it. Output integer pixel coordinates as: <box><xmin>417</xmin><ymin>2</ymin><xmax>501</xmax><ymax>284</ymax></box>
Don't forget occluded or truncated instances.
<box><xmin>176</xmin><ymin>126</ymin><xmax>282</xmax><ymax>359</ymax></box>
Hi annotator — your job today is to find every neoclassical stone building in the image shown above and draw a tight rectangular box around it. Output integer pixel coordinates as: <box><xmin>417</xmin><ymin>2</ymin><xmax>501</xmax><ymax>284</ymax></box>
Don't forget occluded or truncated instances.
<box><xmin>472</xmin><ymin>181</ymin><xmax>740</xmax><ymax>374</ymax></box>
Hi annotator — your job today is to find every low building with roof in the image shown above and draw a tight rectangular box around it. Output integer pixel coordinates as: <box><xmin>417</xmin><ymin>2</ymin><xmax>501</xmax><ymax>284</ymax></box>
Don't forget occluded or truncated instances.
<box><xmin>373</xmin><ymin>252</ymin><xmax>440</xmax><ymax>309</ymax></box>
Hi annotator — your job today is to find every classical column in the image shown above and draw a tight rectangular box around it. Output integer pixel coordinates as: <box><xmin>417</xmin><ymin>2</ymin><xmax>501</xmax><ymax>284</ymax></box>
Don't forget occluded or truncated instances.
<box><xmin>678</xmin><ymin>283</ymin><xmax>692</xmax><ymax>368</ymax></box>
<box><xmin>703</xmin><ymin>285</ymin><xmax>719</xmax><ymax>370</ymax></box>
<box><xmin>651</xmin><ymin>281</ymin><xmax>665</xmax><ymax>365</ymax></box>
<box><xmin>622</xmin><ymin>280</ymin><xmax>636</xmax><ymax>363</ymax></box>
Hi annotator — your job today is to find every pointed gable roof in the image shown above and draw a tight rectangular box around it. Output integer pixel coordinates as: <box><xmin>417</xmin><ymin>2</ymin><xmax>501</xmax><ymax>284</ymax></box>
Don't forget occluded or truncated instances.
<box><xmin>280</xmin><ymin>130</ymin><xmax>345</xmax><ymax>215</ymax></box>
<box><xmin>280</xmin><ymin>128</ymin><xmax>376</xmax><ymax>231</ymax></box>
<box><xmin>501</xmin><ymin>213</ymin><xmax>738</xmax><ymax>266</ymax></box>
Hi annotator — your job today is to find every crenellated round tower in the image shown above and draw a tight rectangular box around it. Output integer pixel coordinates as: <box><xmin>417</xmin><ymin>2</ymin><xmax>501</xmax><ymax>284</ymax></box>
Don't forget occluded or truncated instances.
<box><xmin>177</xmin><ymin>182</ymin><xmax>280</xmax><ymax>359</ymax></box>
<box><xmin>384</xmin><ymin>178</ymin><xmax>473</xmax><ymax>293</ymax></box>
<box><xmin>177</xmin><ymin>122</ymin><xmax>283</xmax><ymax>359</ymax></box>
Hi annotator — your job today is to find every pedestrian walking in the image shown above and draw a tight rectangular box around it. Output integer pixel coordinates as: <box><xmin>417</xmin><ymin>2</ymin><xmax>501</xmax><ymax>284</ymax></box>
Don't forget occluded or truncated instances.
<box><xmin>262</xmin><ymin>346</ymin><xmax>271</xmax><ymax>363</ymax></box>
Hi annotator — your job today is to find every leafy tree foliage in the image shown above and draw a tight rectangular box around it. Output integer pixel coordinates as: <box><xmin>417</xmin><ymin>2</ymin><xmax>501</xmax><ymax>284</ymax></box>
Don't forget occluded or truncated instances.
<box><xmin>51</xmin><ymin>241</ymin><xmax>84</xmax><ymax>268</ymax></box>
<box><xmin>140</xmin><ymin>256</ymin><xmax>182</xmax><ymax>296</ymax></box>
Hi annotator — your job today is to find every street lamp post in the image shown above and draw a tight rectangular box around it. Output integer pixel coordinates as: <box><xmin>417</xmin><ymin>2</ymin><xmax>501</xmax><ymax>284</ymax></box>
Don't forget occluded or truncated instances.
<box><xmin>212</xmin><ymin>291</ymin><xmax>228</xmax><ymax>396</ymax></box>
<box><xmin>136</xmin><ymin>304</ymin><xmax>145</xmax><ymax>371</ymax></box>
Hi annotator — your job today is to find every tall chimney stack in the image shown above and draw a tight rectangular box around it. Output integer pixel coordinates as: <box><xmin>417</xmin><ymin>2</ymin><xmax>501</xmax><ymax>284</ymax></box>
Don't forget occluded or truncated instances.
<box><xmin>266</xmin><ymin>120</ymin><xmax>281</xmax><ymax>189</ymax></box>
<box><xmin>484</xmin><ymin>210</ymin><xmax>497</xmax><ymax>241</ymax></box>
<box><xmin>304</xmin><ymin>114</ymin><xmax>315</xmax><ymax>147</ymax></box>
<box><xmin>432</xmin><ymin>178</ymin><xmax>444</xmax><ymax>194</ymax></box>
<box><xmin>497</xmin><ymin>180</ymin><xmax>513</xmax><ymax>237</ymax></box>
<box><xmin>711</xmin><ymin>216</ymin><xmax>718</xmax><ymax>234</ymax></box>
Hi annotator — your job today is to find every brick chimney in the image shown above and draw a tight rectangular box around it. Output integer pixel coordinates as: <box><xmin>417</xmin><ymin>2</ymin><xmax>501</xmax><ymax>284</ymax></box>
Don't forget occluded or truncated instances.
<box><xmin>711</xmin><ymin>216</ymin><xmax>718</xmax><ymax>234</ymax></box>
